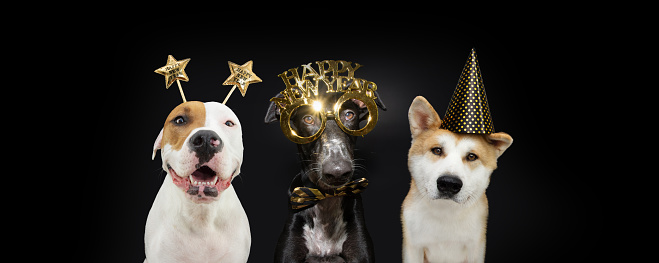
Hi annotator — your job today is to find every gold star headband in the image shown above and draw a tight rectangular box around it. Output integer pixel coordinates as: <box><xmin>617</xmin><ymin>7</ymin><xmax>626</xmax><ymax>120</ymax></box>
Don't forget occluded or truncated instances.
<box><xmin>154</xmin><ymin>55</ymin><xmax>190</xmax><ymax>102</ymax></box>
<box><xmin>155</xmin><ymin>55</ymin><xmax>260</xmax><ymax>105</ymax></box>
<box><xmin>270</xmin><ymin>60</ymin><xmax>382</xmax><ymax>144</ymax></box>
<box><xmin>222</xmin><ymin>60</ymin><xmax>262</xmax><ymax>104</ymax></box>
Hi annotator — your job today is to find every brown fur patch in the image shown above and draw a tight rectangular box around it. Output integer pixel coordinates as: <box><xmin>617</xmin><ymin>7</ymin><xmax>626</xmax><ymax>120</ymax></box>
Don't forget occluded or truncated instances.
<box><xmin>486</xmin><ymin>132</ymin><xmax>513</xmax><ymax>158</ymax></box>
<box><xmin>409</xmin><ymin>129</ymin><xmax>444</xmax><ymax>162</ymax></box>
<box><xmin>162</xmin><ymin>101</ymin><xmax>206</xmax><ymax>151</ymax></box>
<box><xmin>457</xmin><ymin>133</ymin><xmax>498</xmax><ymax>171</ymax></box>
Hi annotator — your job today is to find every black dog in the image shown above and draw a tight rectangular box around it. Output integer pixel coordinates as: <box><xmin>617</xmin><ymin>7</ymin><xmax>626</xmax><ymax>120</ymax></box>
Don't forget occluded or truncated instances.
<box><xmin>266</xmin><ymin>92</ymin><xmax>386</xmax><ymax>263</ymax></box>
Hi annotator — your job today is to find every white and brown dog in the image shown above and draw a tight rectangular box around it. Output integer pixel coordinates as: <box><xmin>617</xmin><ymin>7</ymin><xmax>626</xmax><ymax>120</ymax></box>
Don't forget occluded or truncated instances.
<box><xmin>146</xmin><ymin>101</ymin><xmax>250</xmax><ymax>263</ymax></box>
<box><xmin>402</xmin><ymin>96</ymin><xmax>512</xmax><ymax>263</ymax></box>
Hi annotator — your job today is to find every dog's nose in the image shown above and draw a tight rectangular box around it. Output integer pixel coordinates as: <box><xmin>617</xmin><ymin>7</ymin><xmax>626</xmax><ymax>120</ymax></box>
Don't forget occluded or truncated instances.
<box><xmin>189</xmin><ymin>130</ymin><xmax>223</xmax><ymax>163</ymax></box>
<box><xmin>437</xmin><ymin>176</ymin><xmax>462</xmax><ymax>196</ymax></box>
<box><xmin>322</xmin><ymin>160</ymin><xmax>353</xmax><ymax>182</ymax></box>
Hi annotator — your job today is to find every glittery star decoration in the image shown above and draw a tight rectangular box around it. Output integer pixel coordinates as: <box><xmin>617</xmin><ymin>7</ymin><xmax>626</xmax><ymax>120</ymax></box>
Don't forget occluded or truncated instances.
<box><xmin>222</xmin><ymin>60</ymin><xmax>261</xmax><ymax>104</ymax></box>
<box><xmin>154</xmin><ymin>55</ymin><xmax>191</xmax><ymax>102</ymax></box>
<box><xmin>154</xmin><ymin>55</ymin><xmax>191</xmax><ymax>89</ymax></box>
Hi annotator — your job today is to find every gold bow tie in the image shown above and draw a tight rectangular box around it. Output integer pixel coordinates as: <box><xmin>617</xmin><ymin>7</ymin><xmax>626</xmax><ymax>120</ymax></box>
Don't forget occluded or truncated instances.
<box><xmin>290</xmin><ymin>178</ymin><xmax>369</xmax><ymax>209</ymax></box>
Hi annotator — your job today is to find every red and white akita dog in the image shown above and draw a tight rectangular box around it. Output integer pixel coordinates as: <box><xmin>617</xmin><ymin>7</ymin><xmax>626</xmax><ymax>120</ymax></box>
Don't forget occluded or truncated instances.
<box><xmin>402</xmin><ymin>96</ymin><xmax>513</xmax><ymax>263</ymax></box>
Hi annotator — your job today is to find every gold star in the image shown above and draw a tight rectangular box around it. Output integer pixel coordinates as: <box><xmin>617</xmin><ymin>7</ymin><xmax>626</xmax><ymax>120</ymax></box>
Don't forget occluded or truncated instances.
<box><xmin>154</xmin><ymin>55</ymin><xmax>190</xmax><ymax>89</ymax></box>
<box><xmin>223</xmin><ymin>60</ymin><xmax>261</xmax><ymax>97</ymax></box>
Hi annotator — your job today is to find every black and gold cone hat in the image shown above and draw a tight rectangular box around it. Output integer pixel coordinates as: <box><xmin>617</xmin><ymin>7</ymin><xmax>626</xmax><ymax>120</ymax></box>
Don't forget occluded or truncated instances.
<box><xmin>441</xmin><ymin>48</ymin><xmax>494</xmax><ymax>134</ymax></box>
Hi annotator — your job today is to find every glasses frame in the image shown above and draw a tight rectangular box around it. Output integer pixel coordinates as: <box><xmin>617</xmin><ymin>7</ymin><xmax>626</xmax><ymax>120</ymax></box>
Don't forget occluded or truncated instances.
<box><xmin>279</xmin><ymin>91</ymin><xmax>379</xmax><ymax>144</ymax></box>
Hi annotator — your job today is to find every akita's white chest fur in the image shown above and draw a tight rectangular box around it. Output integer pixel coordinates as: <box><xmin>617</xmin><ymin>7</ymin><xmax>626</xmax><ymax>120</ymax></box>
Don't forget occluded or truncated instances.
<box><xmin>403</xmin><ymin>182</ymin><xmax>488</xmax><ymax>263</ymax></box>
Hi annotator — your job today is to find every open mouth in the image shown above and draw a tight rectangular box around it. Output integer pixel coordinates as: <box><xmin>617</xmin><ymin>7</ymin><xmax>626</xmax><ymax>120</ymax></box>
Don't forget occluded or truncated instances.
<box><xmin>168</xmin><ymin>164</ymin><xmax>220</xmax><ymax>186</ymax></box>
<box><xmin>167</xmin><ymin>164</ymin><xmax>232</xmax><ymax>200</ymax></box>
<box><xmin>190</xmin><ymin>166</ymin><xmax>218</xmax><ymax>186</ymax></box>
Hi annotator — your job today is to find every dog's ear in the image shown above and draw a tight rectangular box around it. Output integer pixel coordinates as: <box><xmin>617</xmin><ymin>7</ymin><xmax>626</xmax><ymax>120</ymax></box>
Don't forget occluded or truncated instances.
<box><xmin>265</xmin><ymin>93</ymin><xmax>283</xmax><ymax>124</ymax></box>
<box><xmin>373</xmin><ymin>89</ymin><xmax>387</xmax><ymax>111</ymax></box>
<box><xmin>152</xmin><ymin>128</ymin><xmax>163</xmax><ymax>160</ymax></box>
<box><xmin>486</xmin><ymin>132</ymin><xmax>513</xmax><ymax>158</ymax></box>
<box><xmin>408</xmin><ymin>96</ymin><xmax>441</xmax><ymax>138</ymax></box>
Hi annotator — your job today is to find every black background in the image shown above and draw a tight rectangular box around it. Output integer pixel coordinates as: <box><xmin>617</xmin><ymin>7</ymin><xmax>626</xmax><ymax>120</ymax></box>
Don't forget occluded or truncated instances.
<box><xmin>85</xmin><ymin>15</ymin><xmax>602</xmax><ymax>262</ymax></box>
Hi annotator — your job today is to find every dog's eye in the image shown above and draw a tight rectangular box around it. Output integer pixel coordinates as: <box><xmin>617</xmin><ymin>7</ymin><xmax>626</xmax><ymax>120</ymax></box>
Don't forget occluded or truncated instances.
<box><xmin>173</xmin><ymin>116</ymin><xmax>186</xmax><ymax>125</ymax></box>
<box><xmin>303</xmin><ymin>115</ymin><xmax>314</xmax><ymax>125</ymax></box>
<box><xmin>344</xmin><ymin>110</ymin><xmax>355</xmax><ymax>121</ymax></box>
<box><xmin>466</xmin><ymin>153</ymin><xmax>478</xmax><ymax>161</ymax></box>
<box><xmin>225</xmin><ymin>120</ymin><xmax>235</xmax><ymax>127</ymax></box>
<box><xmin>431</xmin><ymin>147</ymin><xmax>443</xmax><ymax>156</ymax></box>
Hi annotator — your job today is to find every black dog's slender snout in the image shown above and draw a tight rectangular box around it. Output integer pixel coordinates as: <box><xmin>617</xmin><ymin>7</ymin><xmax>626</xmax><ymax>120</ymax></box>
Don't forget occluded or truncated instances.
<box><xmin>318</xmin><ymin>121</ymin><xmax>354</xmax><ymax>186</ymax></box>
<box><xmin>437</xmin><ymin>176</ymin><xmax>462</xmax><ymax>196</ymax></box>
<box><xmin>189</xmin><ymin>130</ymin><xmax>223</xmax><ymax>165</ymax></box>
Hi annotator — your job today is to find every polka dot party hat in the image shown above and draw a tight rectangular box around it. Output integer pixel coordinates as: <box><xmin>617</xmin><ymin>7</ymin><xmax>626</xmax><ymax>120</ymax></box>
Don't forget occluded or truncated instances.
<box><xmin>440</xmin><ymin>48</ymin><xmax>494</xmax><ymax>134</ymax></box>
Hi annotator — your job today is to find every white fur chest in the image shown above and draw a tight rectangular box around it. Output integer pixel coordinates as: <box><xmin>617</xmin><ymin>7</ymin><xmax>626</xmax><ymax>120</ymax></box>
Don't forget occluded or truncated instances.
<box><xmin>152</xmin><ymin>225</ymin><xmax>237</xmax><ymax>263</ymax></box>
<box><xmin>301</xmin><ymin>198</ymin><xmax>348</xmax><ymax>257</ymax></box>
<box><xmin>145</xmin><ymin>180</ymin><xmax>250</xmax><ymax>263</ymax></box>
<box><xmin>403</xmin><ymin>193</ymin><xmax>487</xmax><ymax>263</ymax></box>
